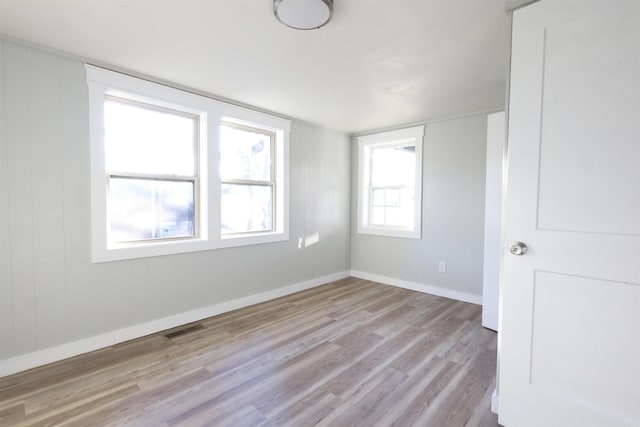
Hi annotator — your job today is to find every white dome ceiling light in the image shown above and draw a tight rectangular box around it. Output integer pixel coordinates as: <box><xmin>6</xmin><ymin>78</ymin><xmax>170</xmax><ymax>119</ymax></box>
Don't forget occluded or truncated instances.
<box><xmin>274</xmin><ymin>0</ymin><xmax>333</xmax><ymax>30</ymax></box>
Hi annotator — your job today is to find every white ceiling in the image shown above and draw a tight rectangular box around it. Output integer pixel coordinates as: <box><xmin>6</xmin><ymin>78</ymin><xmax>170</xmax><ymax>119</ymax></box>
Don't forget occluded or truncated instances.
<box><xmin>0</xmin><ymin>0</ymin><xmax>509</xmax><ymax>134</ymax></box>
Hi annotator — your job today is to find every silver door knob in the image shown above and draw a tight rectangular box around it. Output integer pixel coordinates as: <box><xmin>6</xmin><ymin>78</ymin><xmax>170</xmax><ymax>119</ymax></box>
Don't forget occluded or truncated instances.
<box><xmin>510</xmin><ymin>241</ymin><xmax>528</xmax><ymax>256</ymax></box>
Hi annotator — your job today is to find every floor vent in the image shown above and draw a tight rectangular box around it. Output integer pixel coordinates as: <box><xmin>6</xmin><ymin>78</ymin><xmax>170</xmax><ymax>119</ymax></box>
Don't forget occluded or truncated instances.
<box><xmin>164</xmin><ymin>324</ymin><xmax>204</xmax><ymax>339</ymax></box>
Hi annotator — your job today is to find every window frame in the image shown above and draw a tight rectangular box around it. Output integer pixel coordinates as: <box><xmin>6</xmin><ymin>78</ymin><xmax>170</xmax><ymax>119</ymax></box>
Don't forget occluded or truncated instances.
<box><xmin>356</xmin><ymin>125</ymin><xmax>424</xmax><ymax>239</ymax></box>
<box><xmin>220</xmin><ymin>121</ymin><xmax>276</xmax><ymax>235</ymax></box>
<box><xmin>104</xmin><ymin>95</ymin><xmax>201</xmax><ymax>244</ymax></box>
<box><xmin>87</xmin><ymin>65</ymin><xmax>290</xmax><ymax>262</ymax></box>
<box><xmin>217</xmin><ymin>116</ymin><xmax>289</xmax><ymax>247</ymax></box>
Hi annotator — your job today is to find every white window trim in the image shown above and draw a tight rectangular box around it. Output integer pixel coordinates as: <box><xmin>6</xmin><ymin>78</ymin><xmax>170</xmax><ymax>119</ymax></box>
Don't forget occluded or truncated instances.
<box><xmin>218</xmin><ymin>116</ymin><xmax>289</xmax><ymax>245</ymax></box>
<box><xmin>86</xmin><ymin>65</ymin><xmax>290</xmax><ymax>262</ymax></box>
<box><xmin>220</xmin><ymin>122</ymin><xmax>276</xmax><ymax>234</ymax></box>
<box><xmin>357</xmin><ymin>125</ymin><xmax>424</xmax><ymax>239</ymax></box>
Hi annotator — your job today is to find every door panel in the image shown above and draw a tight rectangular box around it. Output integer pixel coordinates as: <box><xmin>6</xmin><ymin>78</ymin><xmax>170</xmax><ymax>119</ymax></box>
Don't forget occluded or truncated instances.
<box><xmin>499</xmin><ymin>1</ymin><xmax>640</xmax><ymax>426</ymax></box>
<box><xmin>531</xmin><ymin>271</ymin><xmax>638</xmax><ymax>418</ymax></box>
<box><xmin>537</xmin><ymin>0</ymin><xmax>640</xmax><ymax>235</ymax></box>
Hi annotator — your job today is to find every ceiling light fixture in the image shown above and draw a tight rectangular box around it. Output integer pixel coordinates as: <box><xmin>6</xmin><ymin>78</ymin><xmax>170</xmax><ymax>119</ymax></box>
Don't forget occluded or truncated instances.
<box><xmin>274</xmin><ymin>0</ymin><xmax>333</xmax><ymax>30</ymax></box>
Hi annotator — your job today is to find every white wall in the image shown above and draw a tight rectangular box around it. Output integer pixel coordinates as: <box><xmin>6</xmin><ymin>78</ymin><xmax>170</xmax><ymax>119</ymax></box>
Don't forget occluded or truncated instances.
<box><xmin>350</xmin><ymin>115</ymin><xmax>488</xmax><ymax>303</ymax></box>
<box><xmin>0</xmin><ymin>40</ymin><xmax>351</xmax><ymax>366</ymax></box>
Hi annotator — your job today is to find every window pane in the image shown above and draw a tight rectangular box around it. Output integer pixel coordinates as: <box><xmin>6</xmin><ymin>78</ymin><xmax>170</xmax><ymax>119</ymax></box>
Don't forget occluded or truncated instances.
<box><xmin>109</xmin><ymin>178</ymin><xmax>195</xmax><ymax>243</ymax></box>
<box><xmin>400</xmin><ymin>188</ymin><xmax>415</xmax><ymax>227</ymax></box>
<box><xmin>372</xmin><ymin>207</ymin><xmax>385</xmax><ymax>225</ymax></box>
<box><xmin>369</xmin><ymin>144</ymin><xmax>416</xmax><ymax>229</ymax></box>
<box><xmin>105</xmin><ymin>98</ymin><xmax>197</xmax><ymax>176</ymax></box>
<box><xmin>220</xmin><ymin>124</ymin><xmax>272</xmax><ymax>181</ymax></box>
<box><xmin>386</xmin><ymin>189</ymin><xmax>401</xmax><ymax>207</ymax></box>
<box><xmin>372</xmin><ymin>189</ymin><xmax>385</xmax><ymax>206</ymax></box>
<box><xmin>371</xmin><ymin>145</ymin><xmax>415</xmax><ymax>187</ymax></box>
<box><xmin>371</xmin><ymin>206</ymin><xmax>411</xmax><ymax>227</ymax></box>
<box><xmin>370</xmin><ymin>188</ymin><xmax>415</xmax><ymax>228</ymax></box>
<box><xmin>385</xmin><ymin>207</ymin><xmax>402</xmax><ymax>226</ymax></box>
<box><xmin>221</xmin><ymin>184</ymin><xmax>273</xmax><ymax>233</ymax></box>
<box><xmin>373</xmin><ymin>188</ymin><xmax>401</xmax><ymax>208</ymax></box>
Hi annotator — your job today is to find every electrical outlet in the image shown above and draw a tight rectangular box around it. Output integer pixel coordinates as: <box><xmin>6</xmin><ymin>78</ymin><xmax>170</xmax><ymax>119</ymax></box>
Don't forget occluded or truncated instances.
<box><xmin>438</xmin><ymin>261</ymin><xmax>447</xmax><ymax>273</ymax></box>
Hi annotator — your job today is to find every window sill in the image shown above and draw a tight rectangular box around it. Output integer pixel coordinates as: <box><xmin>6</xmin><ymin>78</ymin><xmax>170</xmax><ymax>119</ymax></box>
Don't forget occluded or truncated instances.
<box><xmin>220</xmin><ymin>230</ymin><xmax>289</xmax><ymax>248</ymax></box>
<box><xmin>356</xmin><ymin>226</ymin><xmax>421</xmax><ymax>239</ymax></box>
<box><xmin>93</xmin><ymin>231</ymin><xmax>290</xmax><ymax>263</ymax></box>
<box><xmin>94</xmin><ymin>237</ymin><xmax>214</xmax><ymax>263</ymax></box>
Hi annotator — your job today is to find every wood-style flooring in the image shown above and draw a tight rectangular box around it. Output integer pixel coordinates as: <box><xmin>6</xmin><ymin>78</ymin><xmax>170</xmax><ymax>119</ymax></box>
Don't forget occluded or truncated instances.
<box><xmin>0</xmin><ymin>277</ymin><xmax>499</xmax><ymax>426</ymax></box>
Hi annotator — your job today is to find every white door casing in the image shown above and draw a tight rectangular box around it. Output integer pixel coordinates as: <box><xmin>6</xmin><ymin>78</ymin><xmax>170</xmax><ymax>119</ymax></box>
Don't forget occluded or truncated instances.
<box><xmin>482</xmin><ymin>111</ymin><xmax>505</xmax><ymax>332</ymax></box>
<box><xmin>499</xmin><ymin>1</ymin><xmax>640</xmax><ymax>426</ymax></box>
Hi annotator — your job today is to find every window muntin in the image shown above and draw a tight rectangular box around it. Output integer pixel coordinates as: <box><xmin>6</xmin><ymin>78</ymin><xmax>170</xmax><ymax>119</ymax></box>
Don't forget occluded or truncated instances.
<box><xmin>220</xmin><ymin>123</ymin><xmax>276</xmax><ymax>235</ymax></box>
<box><xmin>104</xmin><ymin>96</ymin><xmax>199</xmax><ymax>244</ymax></box>
<box><xmin>357</xmin><ymin>126</ymin><xmax>424</xmax><ymax>239</ymax></box>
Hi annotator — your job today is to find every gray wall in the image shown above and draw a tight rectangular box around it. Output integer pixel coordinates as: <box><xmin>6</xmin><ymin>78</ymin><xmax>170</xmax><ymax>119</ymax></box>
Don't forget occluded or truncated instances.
<box><xmin>350</xmin><ymin>115</ymin><xmax>487</xmax><ymax>299</ymax></box>
<box><xmin>0</xmin><ymin>40</ymin><xmax>351</xmax><ymax>361</ymax></box>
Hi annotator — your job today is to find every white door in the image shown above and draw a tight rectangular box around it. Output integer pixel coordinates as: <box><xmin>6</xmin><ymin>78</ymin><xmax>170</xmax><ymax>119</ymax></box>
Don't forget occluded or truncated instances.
<box><xmin>498</xmin><ymin>1</ymin><xmax>640</xmax><ymax>426</ymax></box>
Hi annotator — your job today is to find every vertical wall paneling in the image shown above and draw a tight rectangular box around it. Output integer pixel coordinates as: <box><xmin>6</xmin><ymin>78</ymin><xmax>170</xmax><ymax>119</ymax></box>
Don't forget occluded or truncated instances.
<box><xmin>104</xmin><ymin>260</ymin><xmax>149</xmax><ymax>332</ymax></box>
<box><xmin>145</xmin><ymin>255</ymin><xmax>191</xmax><ymax>321</ymax></box>
<box><xmin>304</xmin><ymin>125</ymin><xmax>320</xmax><ymax>275</ymax></box>
<box><xmin>298</xmin><ymin>123</ymin><xmax>351</xmax><ymax>280</ymax></box>
<box><xmin>0</xmin><ymin>41</ymin><xmax>16</xmax><ymax>359</ymax></box>
<box><xmin>179</xmin><ymin>251</ymin><xmax>221</xmax><ymax>312</ymax></box>
<box><xmin>325</xmin><ymin>126</ymin><xmax>350</xmax><ymax>271</ymax></box>
<box><xmin>288</xmin><ymin>122</ymin><xmax>307</xmax><ymax>274</ymax></box>
<box><xmin>28</xmin><ymin>49</ymin><xmax>68</xmax><ymax>349</ymax></box>
<box><xmin>59</xmin><ymin>57</ymin><xmax>108</xmax><ymax>342</ymax></box>
<box><xmin>4</xmin><ymin>43</ymin><xmax>38</xmax><ymax>355</ymax></box>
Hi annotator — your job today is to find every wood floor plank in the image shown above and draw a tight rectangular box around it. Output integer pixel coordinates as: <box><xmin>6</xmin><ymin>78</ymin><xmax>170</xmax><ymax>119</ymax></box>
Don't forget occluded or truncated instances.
<box><xmin>0</xmin><ymin>277</ymin><xmax>499</xmax><ymax>426</ymax></box>
<box><xmin>0</xmin><ymin>401</ymin><xmax>25</xmax><ymax>425</ymax></box>
<box><xmin>388</xmin><ymin>361</ymin><xmax>464</xmax><ymax>427</ymax></box>
<box><xmin>167</xmin><ymin>342</ymin><xmax>342</xmax><ymax>426</ymax></box>
<box><xmin>260</xmin><ymin>389</ymin><xmax>340</xmax><ymax>427</ymax></box>
<box><xmin>332</xmin><ymin>366</ymin><xmax>409</xmax><ymax>427</ymax></box>
<box><xmin>15</xmin><ymin>384</ymin><xmax>140</xmax><ymax>427</ymax></box>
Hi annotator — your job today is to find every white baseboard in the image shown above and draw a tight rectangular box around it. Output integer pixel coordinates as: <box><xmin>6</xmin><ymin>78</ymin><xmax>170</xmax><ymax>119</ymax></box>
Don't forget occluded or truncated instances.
<box><xmin>350</xmin><ymin>270</ymin><xmax>483</xmax><ymax>305</ymax></box>
<box><xmin>491</xmin><ymin>388</ymin><xmax>499</xmax><ymax>414</ymax></box>
<box><xmin>0</xmin><ymin>271</ymin><xmax>350</xmax><ymax>378</ymax></box>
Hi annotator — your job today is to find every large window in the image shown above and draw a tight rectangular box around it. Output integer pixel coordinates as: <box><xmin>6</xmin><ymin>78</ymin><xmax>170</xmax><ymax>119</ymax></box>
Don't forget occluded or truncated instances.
<box><xmin>87</xmin><ymin>66</ymin><xmax>290</xmax><ymax>262</ymax></box>
<box><xmin>357</xmin><ymin>126</ymin><xmax>424</xmax><ymax>238</ymax></box>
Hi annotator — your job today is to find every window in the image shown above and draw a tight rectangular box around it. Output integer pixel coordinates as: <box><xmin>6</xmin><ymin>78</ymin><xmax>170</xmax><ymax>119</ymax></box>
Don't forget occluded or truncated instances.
<box><xmin>357</xmin><ymin>126</ymin><xmax>424</xmax><ymax>238</ymax></box>
<box><xmin>220</xmin><ymin>123</ymin><xmax>275</xmax><ymax>235</ymax></box>
<box><xmin>87</xmin><ymin>65</ymin><xmax>290</xmax><ymax>262</ymax></box>
<box><xmin>105</xmin><ymin>97</ymin><xmax>199</xmax><ymax>243</ymax></box>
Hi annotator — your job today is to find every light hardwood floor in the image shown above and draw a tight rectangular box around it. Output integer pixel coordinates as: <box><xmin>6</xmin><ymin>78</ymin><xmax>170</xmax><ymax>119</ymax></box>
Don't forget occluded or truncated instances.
<box><xmin>0</xmin><ymin>277</ymin><xmax>499</xmax><ymax>426</ymax></box>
